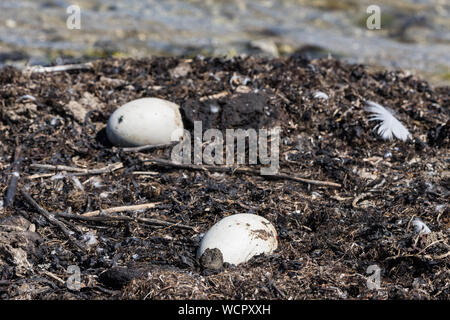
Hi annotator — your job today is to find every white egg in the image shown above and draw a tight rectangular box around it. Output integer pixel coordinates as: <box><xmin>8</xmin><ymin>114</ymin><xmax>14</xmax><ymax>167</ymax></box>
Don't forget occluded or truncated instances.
<box><xmin>197</xmin><ymin>214</ymin><xmax>278</xmax><ymax>266</ymax></box>
<box><xmin>106</xmin><ymin>97</ymin><xmax>184</xmax><ymax>147</ymax></box>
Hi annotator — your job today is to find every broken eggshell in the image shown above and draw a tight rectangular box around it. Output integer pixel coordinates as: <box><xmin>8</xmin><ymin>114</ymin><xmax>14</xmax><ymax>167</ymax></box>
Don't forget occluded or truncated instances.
<box><xmin>197</xmin><ymin>214</ymin><xmax>278</xmax><ymax>266</ymax></box>
<box><xmin>106</xmin><ymin>97</ymin><xmax>184</xmax><ymax>147</ymax></box>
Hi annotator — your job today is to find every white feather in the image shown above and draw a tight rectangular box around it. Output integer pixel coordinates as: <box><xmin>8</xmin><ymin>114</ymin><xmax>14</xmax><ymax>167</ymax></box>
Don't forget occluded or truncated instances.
<box><xmin>365</xmin><ymin>101</ymin><xmax>411</xmax><ymax>141</ymax></box>
<box><xmin>412</xmin><ymin>218</ymin><xmax>431</xmax><ymax>234</ymax></box>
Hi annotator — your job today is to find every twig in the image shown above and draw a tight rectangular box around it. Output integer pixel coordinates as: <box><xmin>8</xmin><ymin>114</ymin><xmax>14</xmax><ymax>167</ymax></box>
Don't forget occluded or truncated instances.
<box><xmin>42</xmin><ymin>271</ymin><xmax>66</xmax><ymax>285</ymax></box>
<box><xmin>143</xmin><ymin>158</ymin><xmax>341</xmax><ymax>188</ymax></box>
<box><xmin>25</xmin><ymin>63</ymin><xmax>93</xmax><ymax>73</ymax></box>
<box><xmin>132</xmin><ymin>171</ymin><xmax>159</xmax><ymax>176</ymax></box>
<box><xmin>433</xmin><ymin>251</ymin><xmax>450</xmax><ymax>260</ymax></box>
<box><xmin>30</xmin><ymin>164</ymin><xmax>87</xmax><ymax>172</ymax></box>
<box><xmin>4</xmin><ymin>146</ymin><xmax>22</xmax><ymax>207</ymax></box>
<box><xmin>276</xmin><ymin>92</ymin><xmax>291</xmax><ymax>104</ymax></box>
<box><xmin>352</xmin><ymin>193</ymin><xmax>370</xmax><ymax>208</ymax></box>
<box><xmin>199</xmin><ymin>91</ymin><xmax>228</xmax><ymax>102</ymax></box>
<box><xmin>121</xmin><ymin>142</ymin><xmax>177</xmax><ymax>153</ymax></box>
<box><xmin>415</xmin><ymin>239</ymin><xmax>445</xmax><ymax>256</ymax></box>
<box><xmin>82</xmin><ymin>203</ymin><xmax>160</xmax><ymax>217</ymax></box>
<box><xmin>57</xmin><ymin>211</ymin><xmax>195</xmax><ymax>230</ymax></box>
<box><xmin>26</xmin><ymin>173</ymin><xmax>55</xmax><ymax>180</ymax></box>
<box><xmin>20</xmin><ymin>189</ymin><xmax>86</xmax><ymax>251</ymax></box>
<box><xmin>29</xmin><ymin>162</ymin><xmax>123</xmax><ymax>175</ymax></box>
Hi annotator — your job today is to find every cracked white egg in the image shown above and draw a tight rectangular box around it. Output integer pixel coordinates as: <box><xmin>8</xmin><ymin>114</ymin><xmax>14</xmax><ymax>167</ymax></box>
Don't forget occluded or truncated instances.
<box><xmin>106</xmin><ymin>97</ymin><xmax>184</xmax><ymax>147</ymax></box>
<box><xmin>197</xmin><ymin>213</ymin><xmax>278</xmax><ymax>266</ymax></box>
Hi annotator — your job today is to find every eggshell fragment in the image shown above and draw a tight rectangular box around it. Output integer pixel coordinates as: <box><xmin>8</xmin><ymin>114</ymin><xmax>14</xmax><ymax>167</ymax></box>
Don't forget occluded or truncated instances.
<box><xmin>106</xmin><ymin>98</ymin><xmax>184</xmax><ymax>147</ymax></box>
<box><xmin>197</xmin><ymin>214</ymin><xmax>278</xmax><ymax>266</ymax></box>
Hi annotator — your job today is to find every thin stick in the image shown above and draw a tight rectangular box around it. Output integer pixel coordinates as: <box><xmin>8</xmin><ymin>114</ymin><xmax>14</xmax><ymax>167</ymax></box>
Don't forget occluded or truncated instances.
<box><xmin>4</xmin><ymin>146</ymin><xmax>22</xmax><ymax>207</ymax></box>
<box><xmin>29</xmin><ymin>162</ymin><xmax>123</xmax><ymax>175</ymax></box>
<box><xmin>143</xmin><ymin>158</ymin><xmax>341</xmax><ymax>188</ymax></box>
<box><xmin>82</xmin><ymin>203</ymin><xmax>160</xmax><ymax>217</ymax></box>
<box><xmin>433</xmin><ymin>251</ymin><xmax>450</xmax><ymax>260</ymax></box>
<box><xmin>58</xmin><ymin>211</ymin><xmax>195</xmax><ymax>230</ymax></box>
<box><xmin>121</xmin><ymin>142</ymin><xmax>177</xmax><ymax>153</ymax></box>
<box><xmin>276</xmin><ymin>92</ymin><xmax>291</xmax><ymax>104</ymax></box>
<box><xmin>132</xmin><ymin>171</ymin><xmax>159</xmax><ymax>176</ymax></box>
<box><xmin>20</xmin><ymin>189</ymin><xmax>86</xmax><ymax>251</ymax></box>
<box><xmin>25</xmin><ymin>63</ymin><xmax>93</xmax><ymax>73</ymax></box>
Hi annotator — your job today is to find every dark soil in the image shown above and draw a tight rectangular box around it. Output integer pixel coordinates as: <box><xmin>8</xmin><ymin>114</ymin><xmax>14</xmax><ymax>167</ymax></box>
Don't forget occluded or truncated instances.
<box><xmin>0</xmin><ymin>56</ymin><xmax>448</xmax><ymax>300</ymax></box>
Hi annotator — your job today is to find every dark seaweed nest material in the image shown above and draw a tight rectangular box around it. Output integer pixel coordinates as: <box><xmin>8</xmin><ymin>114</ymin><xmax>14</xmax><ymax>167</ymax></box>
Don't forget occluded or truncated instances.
<box><xmin>0</xmin><ymin>56</ymin><xmax>448</xmax><ymax>300</ymax></box>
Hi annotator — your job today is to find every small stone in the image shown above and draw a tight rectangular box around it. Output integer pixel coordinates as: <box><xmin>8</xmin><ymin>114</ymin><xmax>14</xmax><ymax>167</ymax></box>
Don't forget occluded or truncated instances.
<box><xmin>199</xmin><ymin>248</ymin><xmax>223</xmax><ymax>270</ymax></box>
<box><xmin>170</xmin><ymin>62</ymin><xmax>192</xmax><ymax>78</ymax></box>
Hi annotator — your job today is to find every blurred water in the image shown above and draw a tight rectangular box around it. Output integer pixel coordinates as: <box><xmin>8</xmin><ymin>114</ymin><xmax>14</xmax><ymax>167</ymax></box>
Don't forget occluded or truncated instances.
<box><xmin>0</xmin><ymin>0</ymin><xmax>449</xmax><ymax>85</ymax></box>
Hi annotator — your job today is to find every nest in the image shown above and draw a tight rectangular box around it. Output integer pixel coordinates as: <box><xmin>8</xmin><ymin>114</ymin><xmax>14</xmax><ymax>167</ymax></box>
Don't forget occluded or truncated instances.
<box><xmin>0</xmin><ymin>56</ymin><xmax>448</xmax><ymax>299</ymax></box>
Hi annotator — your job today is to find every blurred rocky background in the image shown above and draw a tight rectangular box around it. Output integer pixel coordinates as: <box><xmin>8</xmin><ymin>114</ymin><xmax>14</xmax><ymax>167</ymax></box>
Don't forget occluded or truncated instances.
<box><xmin>0</xmin><ymin>0</ymin><xmax>449</xmax><ymax>85</ymax></box>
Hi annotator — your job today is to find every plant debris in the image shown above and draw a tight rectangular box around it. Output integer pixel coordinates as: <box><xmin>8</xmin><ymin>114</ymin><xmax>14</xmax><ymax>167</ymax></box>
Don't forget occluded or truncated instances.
<box><xmin>0</xmin><ymin>56</ymin><xmax>449</xmax><ymax>300</ymax></box>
